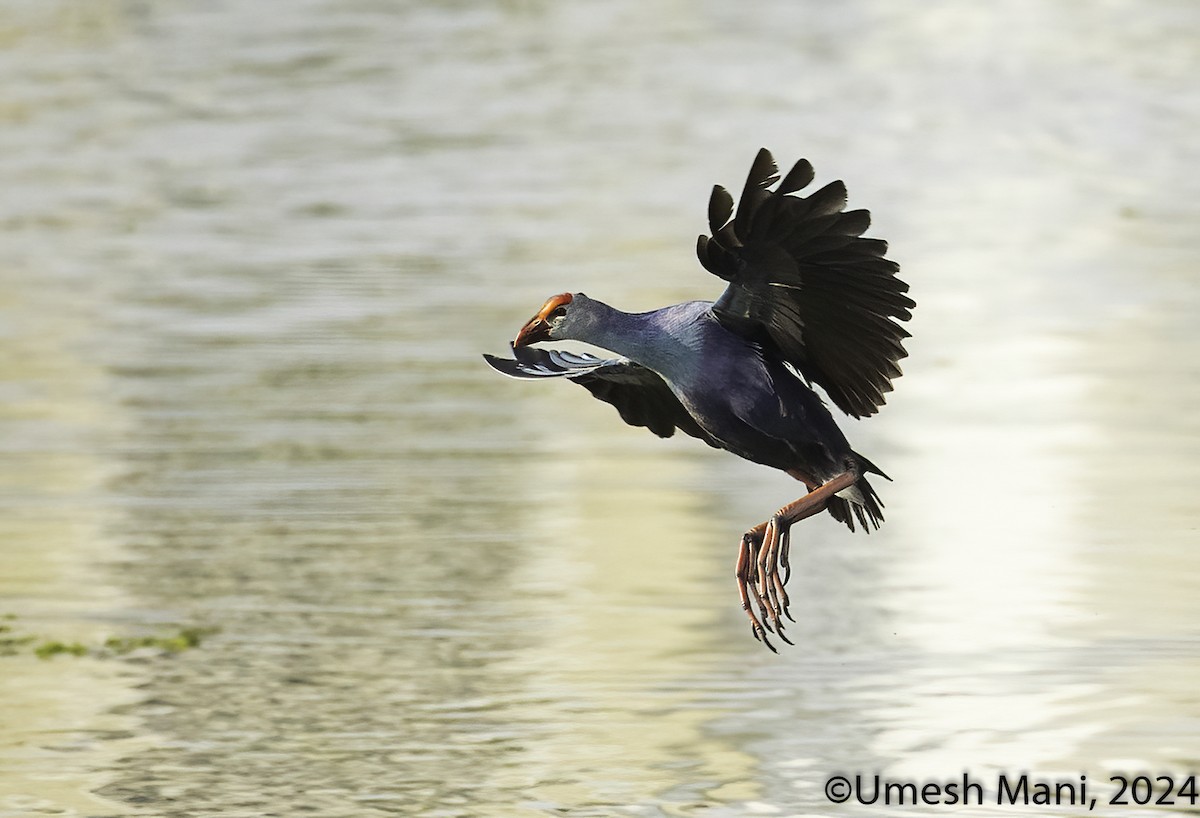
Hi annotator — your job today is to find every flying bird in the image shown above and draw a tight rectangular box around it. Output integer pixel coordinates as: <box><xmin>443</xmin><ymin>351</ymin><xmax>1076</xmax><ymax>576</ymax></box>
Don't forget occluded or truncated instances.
<box><xmin>484</xmin><ymin>149</ymin><xmax>913</xmax><ymax>650</ymax></box>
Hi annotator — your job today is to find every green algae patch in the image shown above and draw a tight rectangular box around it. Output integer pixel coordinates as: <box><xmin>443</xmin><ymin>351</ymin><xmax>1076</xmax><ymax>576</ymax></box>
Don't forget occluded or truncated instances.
<box><xmin>34</xmin><ymin>641</ymin><xmax>89</xmax><ymax>659</ymax></box>
<box><xmin>104</xmin><ymin>627</ymin><xmax>214</xmax><ymax>655</ymax></box>
<box><xmin>0</xmin><ymin>616</ymin><xmax>216</xmax><ymax>660</ymax></box>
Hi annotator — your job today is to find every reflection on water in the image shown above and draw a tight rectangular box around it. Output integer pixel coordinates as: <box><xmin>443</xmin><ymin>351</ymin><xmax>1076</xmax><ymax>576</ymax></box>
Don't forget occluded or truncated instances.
<box><xmin>1</xmin><ymin>0</ymin><xmax>1197</xmax><ymax>815</ymax></box>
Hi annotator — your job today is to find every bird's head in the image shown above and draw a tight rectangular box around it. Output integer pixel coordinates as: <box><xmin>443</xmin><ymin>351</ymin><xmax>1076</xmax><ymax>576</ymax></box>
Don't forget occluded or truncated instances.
<box><xmin>513</xmin><ymin>292</ymin><xmax>585</xmax><ymax>348</ymax></box>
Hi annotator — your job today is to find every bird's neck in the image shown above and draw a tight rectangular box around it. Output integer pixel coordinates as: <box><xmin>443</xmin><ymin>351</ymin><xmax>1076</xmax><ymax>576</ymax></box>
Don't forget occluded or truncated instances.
<box><xmin>577</xmin><ymin>300</ymin><xmax>696</xmax><ymax>377</ymax></box>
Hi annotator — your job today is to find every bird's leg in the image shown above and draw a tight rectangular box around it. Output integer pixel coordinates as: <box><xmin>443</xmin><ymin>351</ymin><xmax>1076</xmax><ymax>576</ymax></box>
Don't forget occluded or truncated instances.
<box><xmin>736</xmin><ymin>462</ymin><xmax>862</xmax><ymax>649</ymax></box>
<box><xmin>780</xmin><ymin>469</ymin><xmax>820</xmax><ymax>586</ymax></box>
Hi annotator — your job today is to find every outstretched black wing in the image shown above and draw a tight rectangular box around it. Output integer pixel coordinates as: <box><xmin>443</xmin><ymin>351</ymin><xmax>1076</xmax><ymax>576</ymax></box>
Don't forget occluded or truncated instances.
<box><xmin>696</xmin><ymin>148</ymin><xmax>914</xmax><ymax>418</ymax></box>
<box><xmin>483</xmin><ymin>345</ymin><xmax>719</xmax><ymax>445</ymax></box>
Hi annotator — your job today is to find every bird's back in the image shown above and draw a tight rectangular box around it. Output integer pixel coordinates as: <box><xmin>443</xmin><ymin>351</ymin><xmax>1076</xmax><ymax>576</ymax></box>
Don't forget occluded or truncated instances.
<box><xmin>645</xmin><ymin>303</ymin><xmax>854</xmax><ymax>480</ymax></box>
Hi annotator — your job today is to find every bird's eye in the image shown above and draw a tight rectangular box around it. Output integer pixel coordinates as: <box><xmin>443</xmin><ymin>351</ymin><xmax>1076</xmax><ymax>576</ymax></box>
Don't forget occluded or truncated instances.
<box><xmin>550</xmin><ymin>306</ymin><xmax>568</xmax><ymax>320</ymax></box>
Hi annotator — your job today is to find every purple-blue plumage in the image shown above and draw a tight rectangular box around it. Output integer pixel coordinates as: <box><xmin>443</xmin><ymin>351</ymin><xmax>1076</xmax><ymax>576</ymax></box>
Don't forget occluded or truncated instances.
<box><xmin>484</xmin><ymin>149</ymin><xmax>911</xmax><ymax>650</ymax></box>
<box><xmin>559</xmin><ymin>296</ymin><xmax>852</xmax><ymax>478</ymax></box>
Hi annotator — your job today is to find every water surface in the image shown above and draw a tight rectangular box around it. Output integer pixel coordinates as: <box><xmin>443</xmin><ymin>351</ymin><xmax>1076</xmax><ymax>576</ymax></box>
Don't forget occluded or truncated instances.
<box><xmin>1</xmin><ymin>1</ymin><xmax>1197</xmax><ymax>816</ymax></box>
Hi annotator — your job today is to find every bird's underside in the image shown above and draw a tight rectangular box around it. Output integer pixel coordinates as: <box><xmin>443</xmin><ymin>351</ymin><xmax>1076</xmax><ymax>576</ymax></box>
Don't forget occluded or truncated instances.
<box><xmin>484</xmin><ymin>149</ymin><xmax>913</xmax><ymax>651</ymax></box>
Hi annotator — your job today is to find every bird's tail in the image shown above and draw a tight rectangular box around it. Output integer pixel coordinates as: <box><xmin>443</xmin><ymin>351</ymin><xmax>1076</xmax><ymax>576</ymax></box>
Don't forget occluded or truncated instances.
<box><xmin>826</xmin><ymin>452</ymin><xmax>888</xmax><ymax>533</ymax></box>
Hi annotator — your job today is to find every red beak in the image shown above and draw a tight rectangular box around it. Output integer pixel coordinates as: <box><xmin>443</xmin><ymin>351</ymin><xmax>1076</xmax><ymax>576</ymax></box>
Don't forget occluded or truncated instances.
<box><xmin>513</xmin><ymin>317</ymin><xmax>551</xmax><ymax>348</ymax></box>
<box><xmin>512</xmin><ymin>293</ymin><xmax>572</xmax><ymax>348</ymax></box>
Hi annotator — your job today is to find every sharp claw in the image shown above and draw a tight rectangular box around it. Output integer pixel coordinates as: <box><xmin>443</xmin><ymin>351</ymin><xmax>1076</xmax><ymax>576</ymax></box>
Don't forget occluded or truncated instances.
<box><xmin>773</xmin><ymin>523</ymin><xmax>796</xmax><ymax>622</ymax></box>
<box><xmin>745</xmin><ymin>600</ymin><xmax>769</xmax><ymax>642</ymax></box>
<box><xmin>768</xmin><ymin>574</ymin><xmax>788</xmax><ymax>625</ymax></box>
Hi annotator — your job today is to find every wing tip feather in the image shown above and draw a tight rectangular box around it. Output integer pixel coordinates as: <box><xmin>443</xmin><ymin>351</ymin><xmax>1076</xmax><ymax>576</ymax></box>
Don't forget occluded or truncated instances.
<box><xmin>701</xmin><ymin>150</ymin><xmax>913</xmax><ymax>417</ymax></box>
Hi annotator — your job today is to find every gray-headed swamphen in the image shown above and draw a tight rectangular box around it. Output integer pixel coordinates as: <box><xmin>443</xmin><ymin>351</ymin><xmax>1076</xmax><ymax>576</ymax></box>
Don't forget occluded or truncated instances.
<box><xmin>484</xmin><ymin>149</ymin><xmax>913</xmax><ymax>651</ymax></box>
